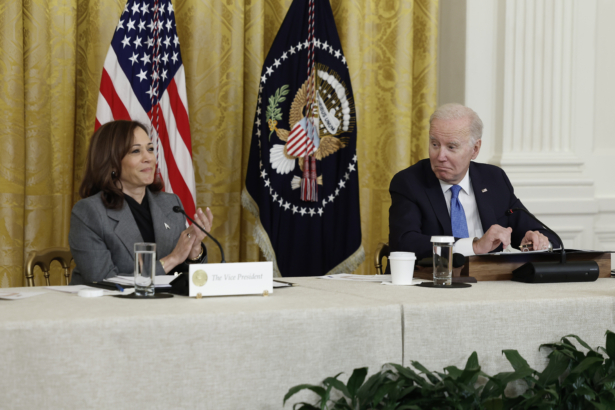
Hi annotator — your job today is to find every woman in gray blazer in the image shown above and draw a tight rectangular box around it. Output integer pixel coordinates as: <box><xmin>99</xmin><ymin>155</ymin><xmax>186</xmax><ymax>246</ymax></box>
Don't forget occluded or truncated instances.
<box><xmin>69</xmin><ymin>120</ymin><xmax>213</xmax><ymax>285</ymax></box>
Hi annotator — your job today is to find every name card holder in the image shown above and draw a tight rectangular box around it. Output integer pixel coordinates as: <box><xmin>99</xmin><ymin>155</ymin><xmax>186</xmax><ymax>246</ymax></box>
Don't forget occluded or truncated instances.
<box><xmin>188</xmin><ymin>262</ymin><xmax>273</xmax><ymax>297</ymax></box>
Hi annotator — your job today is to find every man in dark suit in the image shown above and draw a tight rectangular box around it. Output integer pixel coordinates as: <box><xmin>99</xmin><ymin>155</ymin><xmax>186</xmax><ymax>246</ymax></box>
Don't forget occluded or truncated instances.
<box><xmin>389</xmin><ymin>103</ymin><xmax>559</xmax><ymax>259</ymax></box>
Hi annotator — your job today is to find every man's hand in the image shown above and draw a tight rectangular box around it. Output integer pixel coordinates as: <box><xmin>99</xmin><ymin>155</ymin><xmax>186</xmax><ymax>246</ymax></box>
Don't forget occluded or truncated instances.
<box><xmin>521</xmin><ymin>231</ymin><xmax>550</xmax><ymax>251</ymax></box>
<box><xmin>472</xmin><ymin>225</ymin><xmax>512</xmax><ymax>254</ymax></box>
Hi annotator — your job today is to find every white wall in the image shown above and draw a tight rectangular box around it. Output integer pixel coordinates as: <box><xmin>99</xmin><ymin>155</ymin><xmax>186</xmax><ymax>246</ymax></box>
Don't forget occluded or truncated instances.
<box><xmin>438</xmin><ymin>0</ymin><xmax>615</xmax><ymax>265</ymax></box>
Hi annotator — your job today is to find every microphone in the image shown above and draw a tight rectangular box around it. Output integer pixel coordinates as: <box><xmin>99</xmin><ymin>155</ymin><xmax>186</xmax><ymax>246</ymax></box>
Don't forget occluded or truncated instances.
<box><xmin>173</xmin><ymin>206</ymin><xmax>226</xmax><ymax>263</ymax></box>
<box><xmin>505</xmin><ymin>208</ymin><xmax>598</xmax><ymax>283</ymax></box>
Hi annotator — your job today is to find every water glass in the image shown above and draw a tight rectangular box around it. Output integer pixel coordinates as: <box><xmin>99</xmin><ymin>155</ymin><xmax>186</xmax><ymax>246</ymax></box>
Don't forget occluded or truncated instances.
<box><xmin>134</xmin><ymin>243</ymin><xmax>156</xmax><ymax>297</ymax></box>
<box><xmin>431</xmin><ymin>236</ymin><xmax>455</xmax><ymax>286</ymax></box>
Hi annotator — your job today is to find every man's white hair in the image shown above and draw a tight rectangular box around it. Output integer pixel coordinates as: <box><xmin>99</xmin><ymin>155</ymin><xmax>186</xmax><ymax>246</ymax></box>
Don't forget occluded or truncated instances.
<box><xmin>429</xmin><ymin>103</ymin><xmax>483</xmax><ymax>144</ymax></box>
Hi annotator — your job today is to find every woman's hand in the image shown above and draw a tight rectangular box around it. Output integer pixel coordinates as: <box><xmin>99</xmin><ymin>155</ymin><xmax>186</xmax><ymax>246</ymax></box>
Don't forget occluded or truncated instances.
<box><xmin>160</xmin><ymin>227</ymin><xmax>197</xmax><ymax>273</ymax></box>
<box><xmin>187</xmin><ymin>207</ymin><xmax>214</xmax><ymax>260</ymax></box>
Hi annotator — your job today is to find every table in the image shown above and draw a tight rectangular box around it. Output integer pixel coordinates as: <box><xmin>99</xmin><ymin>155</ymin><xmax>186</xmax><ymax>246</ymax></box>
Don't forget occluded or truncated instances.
<box><xmin>2</xmin><ymin>279</ymin><xmax>615</xmax><ymax>409</ymax></box>
<box><xmin>283</xmin><ymin>278</ymin><xmax>615</xmax><ymax>377</ymax></box>
<box><xmin>0</xmin><ymin>286</ymin><xmax>401</xmax><ymax>410</ymax></box>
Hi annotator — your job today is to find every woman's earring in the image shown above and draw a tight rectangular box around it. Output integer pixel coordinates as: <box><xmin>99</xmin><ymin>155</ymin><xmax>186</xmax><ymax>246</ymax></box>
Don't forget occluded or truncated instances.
<box><xmin>112</xmin><ymin>171</ymin><xmax>116</xmax><ymax>178</ymax></box>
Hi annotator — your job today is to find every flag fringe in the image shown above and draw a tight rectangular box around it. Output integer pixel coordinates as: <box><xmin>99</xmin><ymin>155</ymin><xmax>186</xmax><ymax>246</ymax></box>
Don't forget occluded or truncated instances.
<box><xmin>324</xmin><ymin>244</ymin><xmax>366</xmax><ymax>276</ymax></box>
<box><xmin>241</xmin><ymin>187</ymin><xmax>366</xmax><ymax>277</ymax></box>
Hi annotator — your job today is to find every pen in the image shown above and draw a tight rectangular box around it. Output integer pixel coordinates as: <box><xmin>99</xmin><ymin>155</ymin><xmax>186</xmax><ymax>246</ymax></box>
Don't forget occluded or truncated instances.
<box><xmin>115</xmin><ymin>283</ymin><xmax>125</xmax><ymax>292</ymax></box>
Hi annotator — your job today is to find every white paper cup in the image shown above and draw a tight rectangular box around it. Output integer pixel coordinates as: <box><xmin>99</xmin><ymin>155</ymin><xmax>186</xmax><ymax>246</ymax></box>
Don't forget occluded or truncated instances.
<box><xmin>388</xmin><ymin>252</ymin><xmax>416</xmax><ymax>285</ymax></box>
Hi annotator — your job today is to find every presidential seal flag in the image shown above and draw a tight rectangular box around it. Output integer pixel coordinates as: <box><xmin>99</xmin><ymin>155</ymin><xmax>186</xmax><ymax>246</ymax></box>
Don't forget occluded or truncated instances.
<box><xmin>242</xmin><ymin>0</ymin><xmax>364</xmax><ymax>277</ymax></box>
<box><xmin>95</xmin><ymin>0</ymin><xmax>196</xmax><ymax>219</ymax></box>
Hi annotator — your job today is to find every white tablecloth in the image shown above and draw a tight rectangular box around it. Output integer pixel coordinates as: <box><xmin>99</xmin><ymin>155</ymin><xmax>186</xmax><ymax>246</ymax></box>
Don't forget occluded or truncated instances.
<box><xmin>0</xmin><ymin>286</ymin><xmax>402</xmax><ymax>410</ymax></box>
<box><xmin>285</xmin><ymin>278</ymin><xmax>615</xmax><ymax>376</ymax></box>
<box><xmin>3</xmin><ymin>279</ymin><xmax>614</xmax><ymax>408</ymax></box>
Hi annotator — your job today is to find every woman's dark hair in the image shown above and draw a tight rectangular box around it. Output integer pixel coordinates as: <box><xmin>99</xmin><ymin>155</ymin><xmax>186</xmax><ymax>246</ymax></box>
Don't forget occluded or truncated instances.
<box><xmin>79</xmin><ymin>120</ymin><xmax>163</xmax><ymax>209</ymax></box>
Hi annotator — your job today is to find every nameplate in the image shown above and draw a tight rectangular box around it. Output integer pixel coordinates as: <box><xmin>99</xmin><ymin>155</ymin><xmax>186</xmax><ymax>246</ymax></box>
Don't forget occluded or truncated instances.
<box><xmin>188</xmin><ymin>262</ymin><xmax>273</xmax><ymax>297</ymax></box>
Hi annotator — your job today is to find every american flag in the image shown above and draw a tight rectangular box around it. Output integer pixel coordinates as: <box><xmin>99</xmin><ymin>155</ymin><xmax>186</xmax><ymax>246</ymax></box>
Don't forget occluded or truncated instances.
<box><xmin>95</xmin><ymin>0</ymin><xmax>196</xmax><ymax>219</ymax></box>
<box><xmin>286</xmin><ymin>118</ymin><xmax>316</xmax><ymax>157</ymax></box>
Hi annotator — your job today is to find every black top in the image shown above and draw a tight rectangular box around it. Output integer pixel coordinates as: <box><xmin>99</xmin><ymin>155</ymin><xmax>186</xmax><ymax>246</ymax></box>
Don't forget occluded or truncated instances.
<box><xmin>124</xmin><ymin>193</ymin><xmax>156</xmax><ymax>244</ymax></box>
<box><xmin>124</xmin><ymin>193</ymin><xmax>207</xmax><ymax>273</ymax></box>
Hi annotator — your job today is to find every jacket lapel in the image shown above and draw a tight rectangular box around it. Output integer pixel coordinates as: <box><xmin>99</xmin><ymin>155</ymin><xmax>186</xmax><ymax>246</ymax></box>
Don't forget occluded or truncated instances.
<box><xmin>148</xmin><ymin>190</ymin><xmax>180</xmax><ymax>258</ymax></box>
<box><xmin>107</xmin><ymin>202</ymin><xmax>142</xmax><ymax>258</ymax></box>
<box><xmin>469</xmin><ymin>163</ymin><xmax>497</xmax><ymax>232</ymax></box>
<box><xmin>424</xmin><ymin>162</ymin><xmax>453</xmax><ymax>235</ymax></box>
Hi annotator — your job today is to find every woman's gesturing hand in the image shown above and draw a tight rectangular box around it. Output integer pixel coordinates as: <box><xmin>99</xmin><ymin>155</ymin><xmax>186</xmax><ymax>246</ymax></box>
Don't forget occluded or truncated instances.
<box><xmin>161</xmin><ymin>227</ymin><xmax>197</xmax><ymax>273</ymax></box>
<box><xmin>187</xmin><ymin>207</ymin><xmax>214</xmax><ymax>260</ymax></box>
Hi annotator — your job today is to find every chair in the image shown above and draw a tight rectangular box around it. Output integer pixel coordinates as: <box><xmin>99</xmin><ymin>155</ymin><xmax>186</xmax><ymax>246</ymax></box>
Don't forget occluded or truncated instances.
<box><xmin>374</xmin><ymin>242</ymin><xmax>390</xmax><ymax>275</ymax></box>
<box><xmin>25</xmin><ymin>247</ymin><xmax>73</xmax><ymax>286</ymax></box>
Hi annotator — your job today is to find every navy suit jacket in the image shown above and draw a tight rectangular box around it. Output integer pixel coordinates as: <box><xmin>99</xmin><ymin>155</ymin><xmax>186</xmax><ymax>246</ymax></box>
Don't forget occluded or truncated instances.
<box><xmin>389</xmin><ymin>159</ymin><xmax>559</xmax><ymax>259</ymax></box>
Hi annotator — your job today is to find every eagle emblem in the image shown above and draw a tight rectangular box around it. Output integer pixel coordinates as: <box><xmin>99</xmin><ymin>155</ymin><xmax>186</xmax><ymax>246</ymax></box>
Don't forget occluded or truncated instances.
<box><xmin>267</xmin><ymin>63</ymin><xmax>355</xmax><ymax>192</ymax></box>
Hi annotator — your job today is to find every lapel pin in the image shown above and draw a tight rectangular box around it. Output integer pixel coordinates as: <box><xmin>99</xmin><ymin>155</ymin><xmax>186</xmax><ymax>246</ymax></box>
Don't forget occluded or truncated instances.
<box><xmin>482</xmin><ymin>188</ymin><xmax>488</xmax><ymax>193</ymax></box>
<box><xmin>164</xmin><ymin>223</ymin><xmax>170</xmax><ymax>230</ymax></box>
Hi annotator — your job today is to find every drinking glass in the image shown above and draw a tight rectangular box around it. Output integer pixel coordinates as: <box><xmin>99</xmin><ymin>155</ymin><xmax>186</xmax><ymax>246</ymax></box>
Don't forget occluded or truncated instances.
<box><xmin>431</xmin><ymin>236</ymin><xmax>455</xmax><ymax>286</ymax></box>
<box><xmin>134</xmin><ymin>243</ymin><xmax>156</xmax><ymax>297</ymax></box>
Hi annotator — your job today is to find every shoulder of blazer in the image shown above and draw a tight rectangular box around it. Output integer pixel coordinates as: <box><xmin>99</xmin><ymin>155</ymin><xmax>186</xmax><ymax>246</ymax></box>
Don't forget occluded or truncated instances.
<box><xmin>390</xmin><ymin>158</ymin><xmax>430</xmax><ymax>190</ymax></box>
<box><xmin>148</xmin><ymin>190</ymin><xmax>182</xmax><ymax>214</ymax></box>
<box><xmin>469</xmin><ymin>161</ymin><xmax>509</xmax><ymax>184</ymax></box>
<box><xmin>72</xmin><ymin>192</ymin><xmax>107</xmax><ymax>219</ymax></box>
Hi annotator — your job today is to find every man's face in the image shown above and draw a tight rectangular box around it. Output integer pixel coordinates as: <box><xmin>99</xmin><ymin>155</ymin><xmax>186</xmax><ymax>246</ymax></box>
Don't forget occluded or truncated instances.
<box><xmin>428</xmin><ymin>117</ymin><xmax>481</xmax><ymax>185</ymax></box>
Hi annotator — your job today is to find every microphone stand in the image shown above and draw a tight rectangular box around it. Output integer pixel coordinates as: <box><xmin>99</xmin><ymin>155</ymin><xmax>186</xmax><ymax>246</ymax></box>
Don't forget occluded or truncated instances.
<box><xmin>506</xmin><ymin>208</ymin><xmax>598</xmax><ymax>283</ymax></box>
<box><xmin>173</xmin><ymin>206</ymin><xmax>226</xmax><ymax>263</ymax></box>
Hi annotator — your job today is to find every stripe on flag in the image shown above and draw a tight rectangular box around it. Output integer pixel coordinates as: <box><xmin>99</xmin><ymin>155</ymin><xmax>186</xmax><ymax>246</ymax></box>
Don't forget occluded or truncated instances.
<box><xmin>286</xmin><ymin>121</ymin><xmax>315</xmax><ymax>157</ymax></box>
<box><xmin>95</xmin><ymin>0</ymin><xmax>196</xmax><ymax>221</ymax></box>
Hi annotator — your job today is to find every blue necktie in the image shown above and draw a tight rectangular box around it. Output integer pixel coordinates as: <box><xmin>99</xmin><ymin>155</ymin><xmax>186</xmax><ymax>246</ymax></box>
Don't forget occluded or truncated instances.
<box><xmin>450</xmin><ymin>185</ymin><xmax>469</xmax><ymax>238</ymax></box>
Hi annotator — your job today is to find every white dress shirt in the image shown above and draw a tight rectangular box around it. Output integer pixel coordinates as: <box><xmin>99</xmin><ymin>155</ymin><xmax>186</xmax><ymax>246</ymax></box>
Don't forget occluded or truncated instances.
<box><xmin>438</xmin><ymin>170</ymin><xmax>483</xmax><ymax>256</ymax></box>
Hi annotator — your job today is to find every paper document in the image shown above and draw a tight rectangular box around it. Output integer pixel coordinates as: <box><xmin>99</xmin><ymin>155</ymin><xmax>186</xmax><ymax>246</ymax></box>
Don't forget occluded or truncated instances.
<box><xmin>317</xmin><ymin>274</ymin><xmax>392</xmax><ymax>282</ymax></box>
<box><xmin>0</xmin><ymin>291</ymin><xmax>46</xmax><ymax>300</ymax></box>
<box><xmin>45</xmin><ymin>285</ymin><xmax>131</xmax><ymax>296</ymax></box>
<box><xmin>104</xmin><ymin>275</ymin><xmax>173</xmax><ymax>288</ymax></box>
<box><xmin>381</xmin><ymin>278</ymin><xmax>423</xmax><ymax>286</ymax></box>
<box><xmin>477</xmin><ymin>246</ymin><xmax>563</xmax><ymax>256</ymax></box>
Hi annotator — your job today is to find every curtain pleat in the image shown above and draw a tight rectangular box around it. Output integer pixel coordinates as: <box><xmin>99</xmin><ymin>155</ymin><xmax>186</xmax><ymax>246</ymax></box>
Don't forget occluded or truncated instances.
<box><xmin>0</xmin><ymin>0</ymin><xmax>437</xmax><ymax>286</ymax></box>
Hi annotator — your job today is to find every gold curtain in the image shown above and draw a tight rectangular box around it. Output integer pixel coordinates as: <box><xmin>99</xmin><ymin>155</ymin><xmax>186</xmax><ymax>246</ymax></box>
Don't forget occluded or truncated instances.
<box><xmin>0</xmin><ymin>0</ymin><xmax>437</xmax><ymax>287</ymax></box>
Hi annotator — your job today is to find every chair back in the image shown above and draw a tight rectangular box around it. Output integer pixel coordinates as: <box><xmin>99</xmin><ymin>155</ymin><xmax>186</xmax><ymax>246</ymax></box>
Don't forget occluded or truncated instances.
<box><xmin>374</xmin><ymin>242</ymin><xmax>390</xmax><ymax>275</ymax></box>
<box><xmin>25</xmin><ymin>247</ymin><xmax>73</xmax><ymax>286</ymax></box>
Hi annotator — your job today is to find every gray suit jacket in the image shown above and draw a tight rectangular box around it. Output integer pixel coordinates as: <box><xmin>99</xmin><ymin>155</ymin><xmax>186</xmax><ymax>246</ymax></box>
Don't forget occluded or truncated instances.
<box><xmin>69</xmin><ymin>189</ymin><xmax>203</xmax><ymax>285</ymax></box>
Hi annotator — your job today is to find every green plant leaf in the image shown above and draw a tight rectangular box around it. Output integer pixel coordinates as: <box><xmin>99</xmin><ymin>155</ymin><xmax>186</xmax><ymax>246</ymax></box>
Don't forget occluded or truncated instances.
<box><xmin>570</xmin><ymin>356</ymin><xmax>604</xmax><ymax>374</ymax></box>
<box><xmin>537</xmin><ymin>350</ymin><xmax>570</xmax><ymax>386</ymax></box>
<box><xmin>411</xmin><ymin>360</ymin><xmax>441</xmax><ymax>385</ymax></box>
<box><xmin>502</xmin><ymin>349</ymin><xmax>531</xmax><ymax>371</ymax></box>
<box><xmin>320</xmin><ymin>383</ymin><xmax>333</xmax><ymax>410</ymax></box>
<box><xmin>398</xmin><ymin>384</ymin><xmax>418</xmax><ymax>399</ymax></box>
<box><xmin>482</xmin><ymin>368</ymin><xmax>534</xmax><ymax>400</ymax></box>
<box><xmin>372</xmin><ymin>381</ymin><xmax>397</xmax><ymax>406</ymax></box>
<box><xmin>605</xmin><ymin>330</ymin><xmax>615</xmax><ymax>360</ymax></box>
<box><xmin>482</xmin><ymin>397</ymin><xmax>504</xmax><ymax>410</ymax></box>
<box><xmin>464</xmin><ymin>351</ymin><xmax>479</xmax><ymax>370</ymax></box>
<box><xmin>356</xmin><ymin>373</ymin><xmax>387</xmax><ymax>404</ymax></box>
<box><xmin>444</xmin><ymin>366</ymin><xmax>463</xmax><ymax>380</ymax></box>
<box><xmin>322</xmin><ymin>376</ymin><xmax>350</xmax><ymax>398</ymax></box>
<box><xmin>563</xmin><ymin>334</ymin><xmax>595</xmax><ymax>352</ymax></box>
<box><xmin>574</xmin><ymin>384</ymin><xmax>597</xmax><ymax>399</ymax></box>
<box><xmin>292</xmin><ymin>403</ymin><xmax>321</xmax><ymax>410</ymax></box>
<box><xmin>284</xmin><ymin>385</ymin><xmax>326</xmax><ymax>405</ymax></box>
<box><xmin>346</xmin><ymin>367</ymin><xmax>367</xmax><ymax>397</ymax></box>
